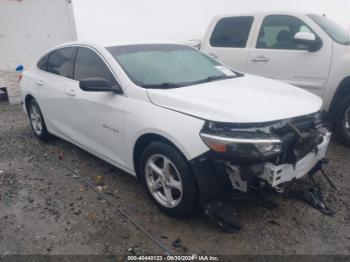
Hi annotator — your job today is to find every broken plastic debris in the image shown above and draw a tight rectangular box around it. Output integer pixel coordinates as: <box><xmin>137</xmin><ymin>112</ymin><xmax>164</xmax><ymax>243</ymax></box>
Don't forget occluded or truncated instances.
<box><xmin>97</xmin><ymin>185</ymin><xmax>108</xmax><ymax>192</ymax></box>
<box><xmin>172</xmin><ymin>238</ymin><xmax>182</xmax><ymax>249</ymax></box>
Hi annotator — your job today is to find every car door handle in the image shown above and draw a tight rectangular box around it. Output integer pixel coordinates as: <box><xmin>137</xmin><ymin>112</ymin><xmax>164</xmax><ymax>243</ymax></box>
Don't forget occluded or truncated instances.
<box><xmin>209</xmin><ymin>53</ymin><xmax>219</xmax><ymax>59</ymax></box>
<box><xmin>36</xmin><ymin>79</ymin><xmax>44</xmax><ymax>86</ymax></box>
<box><xmin>66</xmin><ymin>88</ymin><xmax>76</xmax><ymax>96</ymax></box>
<box><xmin>251</xmin><ymin>56</ymin><xmax>270</xmax><ymax>62</ymax></box>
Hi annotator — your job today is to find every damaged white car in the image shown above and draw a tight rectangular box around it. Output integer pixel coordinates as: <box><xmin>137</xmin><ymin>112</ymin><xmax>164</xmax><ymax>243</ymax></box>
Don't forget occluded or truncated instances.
<box><xmin>20</xmin><ymin>42</ymin><xmax>332</xmax><ymax>226</ymax></box>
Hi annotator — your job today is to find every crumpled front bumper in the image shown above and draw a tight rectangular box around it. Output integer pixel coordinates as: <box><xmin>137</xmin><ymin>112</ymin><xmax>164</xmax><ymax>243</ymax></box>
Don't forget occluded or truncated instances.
<box><xmin>191</xmin><ymin>114</ymin><xmax>332</xmax><ymax>204</ymax></box>
<box><xmin>260</xmin><ymin>132</ymin><xmax>331</xmax><ymax>187</ymax></box>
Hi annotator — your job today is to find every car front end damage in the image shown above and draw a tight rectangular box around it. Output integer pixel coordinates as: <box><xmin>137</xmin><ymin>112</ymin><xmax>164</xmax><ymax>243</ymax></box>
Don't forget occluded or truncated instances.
<box><xmin>191</xmin><ymin>112</ymin><xmax>333</xmax><ymax>230</ymax></box>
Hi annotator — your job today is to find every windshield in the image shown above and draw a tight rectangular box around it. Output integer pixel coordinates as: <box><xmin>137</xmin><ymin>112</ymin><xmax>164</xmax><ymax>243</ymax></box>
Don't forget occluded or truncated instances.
<box><xmin>106</xmin><ymin>44</ymin><xmax>238</xmax><ymax>88</ymax></box>
<box><xmin>308</xmin><ymin>14</ymin><xmax>350</xmax><ymax>45</ymax></box>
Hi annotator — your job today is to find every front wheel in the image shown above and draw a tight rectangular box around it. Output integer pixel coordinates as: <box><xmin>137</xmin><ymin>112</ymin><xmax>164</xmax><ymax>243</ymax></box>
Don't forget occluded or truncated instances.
<box><xmin>334</xmin><ymin>95</ymin><xmax>350</xmax><ymax>146</ymax></box>
<box><xmin>139</xmin><ymin>141</ymin><xmax>198</xmax><ymax>218</ymax></box>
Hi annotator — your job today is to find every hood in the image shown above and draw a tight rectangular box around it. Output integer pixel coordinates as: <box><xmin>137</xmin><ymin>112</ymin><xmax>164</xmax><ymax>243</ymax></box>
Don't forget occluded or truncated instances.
<box><xmin>147</xmin><ymin>74</ymin><xmax>322</xmax><ymax>123</ymax></box>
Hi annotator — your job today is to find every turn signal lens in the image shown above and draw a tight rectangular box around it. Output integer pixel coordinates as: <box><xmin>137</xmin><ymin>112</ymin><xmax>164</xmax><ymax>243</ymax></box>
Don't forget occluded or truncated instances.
<box><xmin>206</xmin><ymin>141</ymin><xmax>228</xmax><ymax>152</ymax></box>
<box><xmin>200</xmin><ymin>133</ymin><xmax>230</xmax><ymax>153</ymax></box>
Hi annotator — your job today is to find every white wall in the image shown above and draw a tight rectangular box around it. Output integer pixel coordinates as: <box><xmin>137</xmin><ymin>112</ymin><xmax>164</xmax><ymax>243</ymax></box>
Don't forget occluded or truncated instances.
<box><xmin>0</xmin><ymin>0</ymin><xmax>77</xmax><ymax>71</ymax></box>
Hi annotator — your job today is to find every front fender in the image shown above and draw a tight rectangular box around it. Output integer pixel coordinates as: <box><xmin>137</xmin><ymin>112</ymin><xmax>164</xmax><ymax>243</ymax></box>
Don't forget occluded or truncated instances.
<box><xmin>324</xmin><ymin>45</ymin><xmax>350</xmax><ymax>111</ymax></box>
<box><xmin>124</xmin><ymin>99</ymin><xmax>208</xmax><ymax>173</ymax></box>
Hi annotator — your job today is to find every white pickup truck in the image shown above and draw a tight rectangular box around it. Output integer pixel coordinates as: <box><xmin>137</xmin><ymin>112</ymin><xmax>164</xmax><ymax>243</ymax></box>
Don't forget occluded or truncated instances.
<box><xmin>201</xmin><ymin>12</ymin><xmax>350</xmax><ymax>145</ymax></box>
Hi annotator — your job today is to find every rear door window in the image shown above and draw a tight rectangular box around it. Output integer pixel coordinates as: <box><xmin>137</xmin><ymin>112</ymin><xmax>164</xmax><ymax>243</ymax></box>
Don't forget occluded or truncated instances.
<box><xmin>46</xmin><ymin>47</ymin><xmax>76</xmax><ymax>78</ymax></box>
<box><xmin>210</xmin><ymin>16</ymin><xmax>254</xmax><ymax>48</ymax></box>
<box><xmin>37</xmin><ymin>54</ymin><xmax>49</xmax><ymax>71</ymax></box>
<box><xmin>73</xmin><ymin>47</ymin><xmax>116</xmax><ymax>84</ymax></box>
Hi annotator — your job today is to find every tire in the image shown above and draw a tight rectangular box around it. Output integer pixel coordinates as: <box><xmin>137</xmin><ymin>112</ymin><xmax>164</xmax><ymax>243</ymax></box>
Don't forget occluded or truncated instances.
<box><xmin>334</xmin><ymin>95</ymin><xmax>350</xmax><ymax>146</ymax></box>
<box><xmin>28</xmin><ymin>99</ymin><xmax>52</xmax><ymax>141</ymax></box>
<box><xmin>139</xmin><ymin>141</ymin><xmax>198</xmax><ymax>218</ymax></box>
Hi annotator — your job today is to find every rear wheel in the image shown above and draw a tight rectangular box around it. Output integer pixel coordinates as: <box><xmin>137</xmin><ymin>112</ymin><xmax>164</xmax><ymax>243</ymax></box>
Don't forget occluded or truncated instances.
<box><xmin>28</xmin><ymin>99</ymin><xmax>51</xmax><ymax>141</ymax></box>
<box><xmin>139</xmin><ymin>141</ymin><xmax>198</xmax><ymax>218</ymax></box>
<box><xmin>334</xmin><ymin>95</ymin><xmax>350</xmax><ymax>146</ymax></box>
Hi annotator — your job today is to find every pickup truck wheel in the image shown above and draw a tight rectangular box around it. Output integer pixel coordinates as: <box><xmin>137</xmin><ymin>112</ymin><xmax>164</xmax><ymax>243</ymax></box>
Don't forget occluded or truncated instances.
<box><xmin>334</xmin><ymin>95</ymin><xmax>350</xmax><ymax>146</ymax></box>
<box><xmin>28</xmin><ymin>99</ymin><xmax>51</xmax><ymax>141</ymax></box>
<box><xmin>139</xmin><ymin>141</ymin><xmax>198</xmax><ymax>218</ymax></box>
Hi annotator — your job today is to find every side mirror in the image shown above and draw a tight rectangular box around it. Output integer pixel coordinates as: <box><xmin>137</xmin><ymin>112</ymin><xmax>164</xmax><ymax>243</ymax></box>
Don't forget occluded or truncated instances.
<box><xmin>294</xmin><ymin>32</ymin><xmax>322</xmax><ymax>52</ymax></box>
<box><xmin>79</xmin><ymin>77</ymin><xmax>122</xmax><ymax>93</ymax></box>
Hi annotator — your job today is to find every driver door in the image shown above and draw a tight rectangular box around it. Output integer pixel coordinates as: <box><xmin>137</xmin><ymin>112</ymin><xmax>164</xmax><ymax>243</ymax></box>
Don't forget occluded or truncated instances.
<box><xmin>67</xmin><ymin>46</ymin><xmax>128</xmax><ymax>167</ymax></box>
<box><xmin>246</xmin><ymin>15</ymin><xmax>332</xmax><ymax>97</ymax></box>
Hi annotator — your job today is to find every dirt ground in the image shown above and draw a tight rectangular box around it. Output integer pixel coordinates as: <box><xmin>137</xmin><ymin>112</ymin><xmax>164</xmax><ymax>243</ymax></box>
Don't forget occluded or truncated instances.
<box><xmin>0</xmin><ymin>101</ymin><xmax>349</xmax><ymax>256</ymax></box>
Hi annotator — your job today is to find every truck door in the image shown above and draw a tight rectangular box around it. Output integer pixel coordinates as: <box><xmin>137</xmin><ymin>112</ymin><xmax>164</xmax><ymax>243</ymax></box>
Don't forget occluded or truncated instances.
<box><xmin>246</xmin><ymin>15</ymin><xmax>332</xmax><ymax>97</ymax></box>
<box><xmin>200</xmin><ymin>16</ymin><xmax>256</xmax><ymax>72</ymax></box>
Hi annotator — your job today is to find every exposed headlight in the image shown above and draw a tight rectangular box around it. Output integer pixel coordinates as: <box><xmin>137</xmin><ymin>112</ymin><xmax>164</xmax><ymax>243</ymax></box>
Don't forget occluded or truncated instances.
<box><xmin>255</xmin><ymin>142</ymin><xmax>282</xmax><ymax>154</ymax></box>
<box><xmin>200</xmin><ymin>124</ymin><xmax>282</xmax><ymax>158</ymax></box>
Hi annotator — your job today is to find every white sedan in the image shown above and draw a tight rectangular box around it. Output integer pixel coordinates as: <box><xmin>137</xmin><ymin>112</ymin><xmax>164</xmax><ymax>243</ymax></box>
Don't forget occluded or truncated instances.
<box><xmin>20</xmin><ymin>42</ymin><xmax>331</xmax><ymax>218</ymax></box>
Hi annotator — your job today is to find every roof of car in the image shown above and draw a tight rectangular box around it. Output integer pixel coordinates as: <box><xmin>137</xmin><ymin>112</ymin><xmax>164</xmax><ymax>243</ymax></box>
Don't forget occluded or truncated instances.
<box><xmin>55</xmin><ymin>40</ymin><xmax>185</xmax><ymax>50</ymax></box>
<box><xmin>39</xmin><ymin>40</ymin><xmax>196</xmax><ymax>59</ymax></box>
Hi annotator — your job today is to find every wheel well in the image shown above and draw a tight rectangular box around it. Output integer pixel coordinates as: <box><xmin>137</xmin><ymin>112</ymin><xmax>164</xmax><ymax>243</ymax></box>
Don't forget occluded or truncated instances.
<box><xmin>24</xmin><ymin>94</ymin><xmax>35</xmax><ymax>113</ymax></box>
<box><xmin>133</xmin><ymin>133</ymin><xmax>186</xmax><ymax>177</ymax></box>
<box><xmin>330</xmin><ymin>77</ymin><xmax>350</xmax><ymax>114</ymax></box>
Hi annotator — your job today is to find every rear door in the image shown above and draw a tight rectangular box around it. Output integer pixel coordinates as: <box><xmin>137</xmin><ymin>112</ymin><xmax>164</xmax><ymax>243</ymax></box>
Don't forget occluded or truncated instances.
<box><xmin>34</xmin><ymin>47</ymin><xmax>78</xmax><ymax>137</ymax></box>
<box><xmin>201</xmin><ymin>16</ymin><xmax>256</xmax><ymax>71</ymax></box>
<box><xmin>246</xmin><ymin>14</ymin><xmax>333</xmax><ymax>97</ymax></box>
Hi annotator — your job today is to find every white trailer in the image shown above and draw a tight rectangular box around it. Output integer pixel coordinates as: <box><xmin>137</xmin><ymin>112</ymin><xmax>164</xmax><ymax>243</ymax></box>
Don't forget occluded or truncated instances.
<box><xmin>0</xmin><ymin>0</ymin><xmax>77</xmax><ymax>104</ymax></box>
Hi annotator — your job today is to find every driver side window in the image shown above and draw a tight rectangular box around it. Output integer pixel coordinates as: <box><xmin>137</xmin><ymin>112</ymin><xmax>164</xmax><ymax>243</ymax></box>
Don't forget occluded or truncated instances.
<box><xmin>257</xmin><ymin>15</ymin><xmax>313</xmax><ymax>50</ymax></box>
<box><xmin>74</xmin><ymin>47</ymin><xmax>116</xmax><ymax>85</ymax></box>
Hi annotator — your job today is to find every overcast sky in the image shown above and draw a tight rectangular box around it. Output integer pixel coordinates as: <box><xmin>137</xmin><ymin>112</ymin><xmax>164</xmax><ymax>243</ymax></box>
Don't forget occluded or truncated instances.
<box><xmin>73</xmin><ymin>0</ymin><xmax>350</xmax><ymax>44</ymax></box>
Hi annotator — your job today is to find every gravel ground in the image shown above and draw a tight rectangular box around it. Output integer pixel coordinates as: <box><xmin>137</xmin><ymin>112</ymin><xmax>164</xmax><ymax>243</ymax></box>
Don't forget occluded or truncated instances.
<box><xmin>0</xmin><ymin>101</ymin><xmax>349</xmax><ymax>256</ymax></box>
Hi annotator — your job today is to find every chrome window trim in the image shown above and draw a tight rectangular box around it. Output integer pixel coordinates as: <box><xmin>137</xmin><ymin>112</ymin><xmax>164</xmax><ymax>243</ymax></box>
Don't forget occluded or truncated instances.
<box><xmin>36</xmin><ymin>44</ymin><xmax>127</xmax><ymax>96</ymax></box>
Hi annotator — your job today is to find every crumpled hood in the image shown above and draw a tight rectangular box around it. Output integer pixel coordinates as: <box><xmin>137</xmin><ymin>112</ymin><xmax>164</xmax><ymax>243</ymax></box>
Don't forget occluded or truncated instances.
<box><xmin>147</xmin><ymin>74</ymin><xmax>322</xmax><ymax>123</ymax></box>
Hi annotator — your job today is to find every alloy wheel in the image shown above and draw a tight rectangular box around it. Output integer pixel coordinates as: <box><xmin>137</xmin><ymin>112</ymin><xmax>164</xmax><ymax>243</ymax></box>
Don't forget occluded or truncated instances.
<box><xmin>145</xmin><ymin>154</ymin><xmax>183</xmax><ymax>208</ymax></box>
<box><xmin>30</xmin><ymin>104</ymin><xmax>43</xmax><ymax>136</ymax></box>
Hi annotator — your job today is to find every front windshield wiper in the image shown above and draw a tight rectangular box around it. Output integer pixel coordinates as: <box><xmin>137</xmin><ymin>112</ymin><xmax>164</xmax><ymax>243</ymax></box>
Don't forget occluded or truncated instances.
<box><xmin>142</xmin><ymin>72</ymin><xmax>242</xmax><ymax>89</ymax></box>
<box><xmin>142</xmin><ymin>82</ymin><xmax>184</xmax><ymax>89</ymax></box>
<box><xmin>189</xmin><ymin>74</ymin><xmax>236</xmax><ymax>86</ymax></box>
